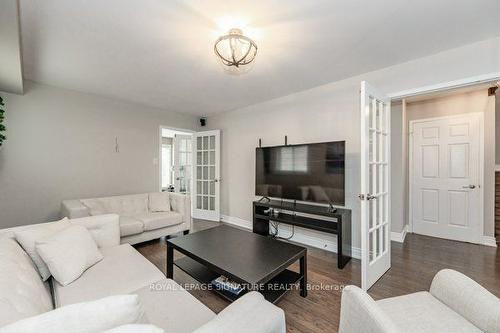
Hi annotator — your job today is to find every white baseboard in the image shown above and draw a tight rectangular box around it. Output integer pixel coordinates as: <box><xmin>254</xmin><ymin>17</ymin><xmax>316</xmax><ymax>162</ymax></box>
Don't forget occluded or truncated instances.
<box><xmin>220</xmin><ymin>215</ymin><xmax>252</xmax><ymax>230</ymax></box>
<box><xmin>390</xmin><ymin>225</ymin><xmax>408</xmax><ymax>243</ymax></box>
<box><xmin>220</xmin><ymin>215</ymin><xmax>361</xmax><ymax>259</ymax></box>
<box><xmin>481</xmin><ymin>236</ymin><xmax>498</xmax><ymax>247</ymax></box>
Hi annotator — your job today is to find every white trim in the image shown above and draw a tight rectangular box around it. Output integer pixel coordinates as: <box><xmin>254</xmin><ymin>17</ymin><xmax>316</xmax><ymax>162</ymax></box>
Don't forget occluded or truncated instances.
<box><xmin>408</xmin><ymin>113</ymin><xmax>485</xmax><ymax>245</ymax></box>
<box><xmin>391</xmin><ymin>225</ymin><xmax>408</xmax><ymax>243</ymax></box>
<box><xmin>220</xmin><ymin>215</ymin><xmax>252</xmax><ymax>230</ymax></box>
<box><xmin>495</xmin><ymin>164</ymin><xmax>500</xmax><ymax>172</ymax></box>
<box><xmin>389</xmin><ymin>72</ymin><xmax>500</xmax><ymax>100</ymax></box>
<box><xmin>481</xmin><ymin>236</ymin><xmax>498</xmax><ymax>247</ymax></box>
<box><xmin>220</xmin><ymin>215</ymin><xmax>362</xmax><ymax>259</ymax></box>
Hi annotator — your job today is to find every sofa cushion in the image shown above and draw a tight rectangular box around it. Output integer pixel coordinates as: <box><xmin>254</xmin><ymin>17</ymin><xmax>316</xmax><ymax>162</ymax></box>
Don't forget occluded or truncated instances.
<box><xmin>377</xmin><ymin>291</ymin><xmax>482</xmax><ymax>333</ymax></box>
<box><xmin>134</xmin><ymin>212</ymin><xmax>183</xmax><ymax>231</ymax></box>
<box><xmin>14</xmin><ymin>218</ymin><xmax>72</xmax><ymax>281</ymax></box>
<box><xmin>35</xmin><ymin>225</ymin><xmax>104</xmax><ymax>286</ymax></box>
<box><xmin>0</xmin><ymin>238</ymin><xmax>53</xmax><ymax>327</ymax></box>
<box><xmin>102</xmin><ymin>325</ymin><xmax>164</xmax><ymax>333</ymax></box>
<box><xmin>102</xmin><ymin>194</ymin><xmax>149</xmax><ymax>216</ymax></box>
<box><xmin>120</xmin><ymin>216</ymin><xmax>144</xmax><ymax>236</ymax></box>
<box><xmin>81</xmin><ymin>199</ymin><xmax>107</xmax><ymax>216</ymax></box>
<box><xmin>133</xmin><ymin>279</ymin><xmax>216</xmax><ymax>333</ymax></box>
<box><xmin>0</xmin><ymin>295</ymin><xmax>146</xmax><ymax>333</ymax></box>
<box><xmin>54</xmin><ymin>244</ymin><xmax>165</xmax><ymax>307</ymax></box>
<box><xmin>149</xmin><ymin>192</ymin><xmax>171</xmax><ymax>212</ymax></box>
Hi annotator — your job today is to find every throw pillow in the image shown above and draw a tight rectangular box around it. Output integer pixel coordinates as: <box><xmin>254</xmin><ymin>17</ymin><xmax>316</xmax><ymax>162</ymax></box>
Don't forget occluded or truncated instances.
<box><xmin>102</xmin><ymin>325</ymin><xmax>164</xmax><ymax>333</ymax></box>
<box><xmin>149</xmin><ymin>192</ymin><xmax>171</xmax><ymax>212</ymax></box>
<box><xmin>14</xmin><ymin>218</ymin><xmax>71</xmax><ymax>281</ymax></box>
<box><xmin>35</xmin><ymin>225</ymin><xmax>103</xmax><ymax>286</ymax></box>
<box><xmin>0</xmin><ymin>295</ymin><xmax>146</xmax><ymax>333</ymax></box>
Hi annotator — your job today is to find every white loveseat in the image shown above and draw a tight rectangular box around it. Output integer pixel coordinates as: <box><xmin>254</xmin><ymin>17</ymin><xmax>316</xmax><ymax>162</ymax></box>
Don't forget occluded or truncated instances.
<box><xmin>0</xmin><ymin>214</ymin><xmax>286</xmax><ymax>333</ymax></box>
<box><xmin>61</xmin><ymin>192</ymin><xmax>191</xmax><ymax>244</ymax></box>
<box><xmin>339</xmin><ymin>269</ymin><xmax>500</xmax><ymax>333</ymax></box>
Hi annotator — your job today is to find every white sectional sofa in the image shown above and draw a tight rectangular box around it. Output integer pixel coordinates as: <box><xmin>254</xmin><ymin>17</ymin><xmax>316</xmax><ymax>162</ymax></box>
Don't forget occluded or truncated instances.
<box><xmin>61</xmin><ymin>192</ymin><xmax>191</xmax><ymax>244</ymax></box>
<box><xmin>0</xmin><ymin>214</ymin><xmax>286</xmax><ymax>333</ymax></box>
<box><xmin>339</xmin><ymin>269</ymin><xmax>500</xmax><ymax>333</ymax></box>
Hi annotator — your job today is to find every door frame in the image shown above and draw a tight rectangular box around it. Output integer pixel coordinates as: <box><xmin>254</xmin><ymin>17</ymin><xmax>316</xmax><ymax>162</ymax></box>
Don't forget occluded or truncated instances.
<box><xmin>388</xmin><ymin>72</ymin><xmax>500</xmax><ymax>100</ymax></box>
<box><xmin>408</xmin><ymin>113</ymin><xmax>485</xmax><ymax>243</ymax></box>
<box><xmin>158</xmin><ymin>125</ymin><xmax>195</xmax><ymax>192</ymax></box>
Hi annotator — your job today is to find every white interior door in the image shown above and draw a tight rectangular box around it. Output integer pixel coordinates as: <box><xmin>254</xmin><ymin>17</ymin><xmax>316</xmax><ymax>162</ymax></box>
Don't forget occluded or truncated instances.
<box><xmin>360</xmin><ymin>81</ymin><xmax>391</xmax><ymax>291</ymax></box>
<box><xmin>173</xmin><ymin>134</ymin><xmax>192</xmax><ymax>194</ymax></box>
<box><xmin>411</xmin><ymin>113</ymin><xmax>482</xmax><ymax>243</ymax></box>
<box><xmin>193</xmin><ymin>130</ymin><xmax>220</xmax><ymax>221</ymax></box>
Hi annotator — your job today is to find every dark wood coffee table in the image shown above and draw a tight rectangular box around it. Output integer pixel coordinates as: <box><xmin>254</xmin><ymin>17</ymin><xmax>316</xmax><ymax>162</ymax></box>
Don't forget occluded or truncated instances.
<box><xmin>166</xmin><ymin>225</ymin><xmax>307</xmax><ymax>303</ymax></box>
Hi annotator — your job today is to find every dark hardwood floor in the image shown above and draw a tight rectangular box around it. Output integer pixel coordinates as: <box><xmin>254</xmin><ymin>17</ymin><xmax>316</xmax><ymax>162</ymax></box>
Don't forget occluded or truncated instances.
<box><xmin>135</xmin><ymin>221</ymin><xmax>500</xmax><ymax>333</ymax></box>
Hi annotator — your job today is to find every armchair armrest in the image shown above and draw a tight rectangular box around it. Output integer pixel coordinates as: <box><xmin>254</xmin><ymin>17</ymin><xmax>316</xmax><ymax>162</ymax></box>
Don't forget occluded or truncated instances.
<box><xmin>339</xmin><ymin>286</ymin><xmax>399</xmax><ymax>333</ymax></box>
<box><xmin>61</xmin><ymin>200</ymin><xmax>90</xmax><ymax>219</ymax></box>
<box><xmin>193</xmin><ymin>292</ymin><xmax>285</xmax><ymax>333</ymax></box>
<box><xmin>430</xmin><ymin>269</ymin><xmax>500</xmax><ymax>333</ymax></box>
<box><xmin>169</xmin><ymin>193</ymin><xmax>192</xmax><ymax>231</ymax></box>
<box><xmin>70</xmin><ymin>214</ymin><xmax>120</xmax><ymax>248</ymax></box>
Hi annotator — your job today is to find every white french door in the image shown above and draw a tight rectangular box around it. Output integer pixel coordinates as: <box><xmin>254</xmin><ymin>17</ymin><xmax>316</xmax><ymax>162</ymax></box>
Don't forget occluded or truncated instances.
<box><xmin>411</xmin><ymin>113</ymin><xmax>482</xmax><ymax>243</ymax></box>
<box><xmin>360</xmin><ymin>81</ymin><xmax>391</xmax><ymax>291</ymax></box>
<box><xmin>192</xmin><ymin>130</ymin><xmax>220</xmax><ymax>221</ymax></box>
<box><xmin>173</xmin><ymin>134</ymin><xmax>192</xmax><ymax>194</ymax></box>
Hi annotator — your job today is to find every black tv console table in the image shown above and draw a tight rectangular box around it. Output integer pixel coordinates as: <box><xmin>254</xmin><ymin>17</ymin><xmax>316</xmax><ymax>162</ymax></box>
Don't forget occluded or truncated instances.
<box><xmin>253</xmin><ymin>199</ymin><xmax>352</xmax><ymax>269</ymax></box>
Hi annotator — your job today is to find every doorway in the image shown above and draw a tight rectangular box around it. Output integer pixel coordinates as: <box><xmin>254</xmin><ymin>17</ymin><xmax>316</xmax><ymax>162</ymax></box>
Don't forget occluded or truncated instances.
<box><xmin>393</xmin><ymin>84</ymin><xmax>496</xmax><ymax>246</ymax></box>
<box><xmin>410</xmin><ymin>113</ymin><xmax>483</xmax><ymax>243</ymax></box>
<box><xmin>159</xmin><ymin>127</ymin><xmax>194</xmax><ymax>194</ymax></box>
<box><xmin>362</xmin><ymin>76</ymin><xmax>498</xmax><ymax>291</ymax></box>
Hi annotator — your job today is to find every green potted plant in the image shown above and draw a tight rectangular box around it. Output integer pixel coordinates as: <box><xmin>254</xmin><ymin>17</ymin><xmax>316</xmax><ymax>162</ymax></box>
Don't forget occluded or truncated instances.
<box><xmin>0</xmin><ymin>96</ymin><xmax>5</xmax><ymax>149</ymax></box>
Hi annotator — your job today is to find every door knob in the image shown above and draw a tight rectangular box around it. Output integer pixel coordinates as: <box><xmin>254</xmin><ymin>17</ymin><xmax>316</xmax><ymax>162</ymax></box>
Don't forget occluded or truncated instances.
<box><xmin>462</xmin><ymin>185</ymin><xmax>476</xmax><ymax>189</ymax></box>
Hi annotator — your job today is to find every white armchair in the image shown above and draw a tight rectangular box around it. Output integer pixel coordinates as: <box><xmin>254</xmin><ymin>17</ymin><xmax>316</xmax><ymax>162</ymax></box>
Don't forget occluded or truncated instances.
<box><xmin>339</xmin><ymin>269</ymin><xmax>500</xmax><ymax>333</ymax></box>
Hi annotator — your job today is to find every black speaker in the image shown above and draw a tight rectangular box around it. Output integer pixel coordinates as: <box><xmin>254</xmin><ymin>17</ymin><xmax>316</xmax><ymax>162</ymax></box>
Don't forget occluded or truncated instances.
<box><xmin>200</xmin><ymin>117</ymin><xmax>207</xmax><ymax>127</ymax></box>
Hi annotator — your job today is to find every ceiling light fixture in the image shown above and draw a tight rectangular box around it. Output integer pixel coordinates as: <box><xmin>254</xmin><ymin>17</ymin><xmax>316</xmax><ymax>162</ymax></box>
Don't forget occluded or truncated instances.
<box><xmin>214</xmin><ymin>28</ymin><xmax>258</xmax><ymax>75</ymax></box>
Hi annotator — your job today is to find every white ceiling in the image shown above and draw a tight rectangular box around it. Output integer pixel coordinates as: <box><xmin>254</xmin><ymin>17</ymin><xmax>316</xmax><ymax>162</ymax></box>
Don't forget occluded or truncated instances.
<box><xmin>19</xmin><ymin>0</ymin><xmax>500</xmax><ymax>116</ymax></box>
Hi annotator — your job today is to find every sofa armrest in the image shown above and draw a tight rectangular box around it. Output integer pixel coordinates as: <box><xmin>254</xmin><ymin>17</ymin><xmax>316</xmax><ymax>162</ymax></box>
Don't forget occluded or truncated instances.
<box><xmin>339</xmin><ymin>286</ymin><xmax>399</xmax><ymax>333</ymax></box>
<box><xmin>169</xmin><ymin>193</ymin><xmax>192</xmax><ymax>231</ymax></box>
<box><xmin>430</xmin><ymin>269</ymin><xmax>500</xmax><ymax>333</ymax></box>
<box><xmin>193</xmin><ymin>292</ymin><xmax>285</xmax><ymax>333</ymax></box>
<box><xmin>61</xmin><ymin>200</ymin><xmax>90</xmax><ymax>219</ymax></box>
<box><xmin>70</xmin><ymin>214</ymin><xmax>120</xmax><ymax>248</ymax></box>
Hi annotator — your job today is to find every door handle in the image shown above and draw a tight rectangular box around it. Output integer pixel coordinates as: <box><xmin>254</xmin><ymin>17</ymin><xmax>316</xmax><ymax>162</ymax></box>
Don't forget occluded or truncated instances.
<box><xmin>366</xmin><ymin>194</ymin><xmax>376</xmax><ymax>200</ymax></box>
<box><xmin>462</xmin><ymin>185</ymin><xmax>476</xmax><ymax>189</ymax></box>
<box><xmin>358</xmin><ymin>194</ymin><xmax>376</xmax><ymax>200</ymax></box>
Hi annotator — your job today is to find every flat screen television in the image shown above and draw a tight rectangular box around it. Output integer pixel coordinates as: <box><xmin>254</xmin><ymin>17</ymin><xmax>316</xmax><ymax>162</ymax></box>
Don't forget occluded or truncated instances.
<box><xmin>255</xmin><ymin>141</ymin><xmax>345</xmax><ymax>206</ymax></box>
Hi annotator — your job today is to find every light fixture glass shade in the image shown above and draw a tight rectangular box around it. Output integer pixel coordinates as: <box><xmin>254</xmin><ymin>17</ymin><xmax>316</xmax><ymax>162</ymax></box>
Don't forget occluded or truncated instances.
<box><xmin>214</xmin><ymin>28</ymin><xmax>258</xmax><ymax>75</ymax></box>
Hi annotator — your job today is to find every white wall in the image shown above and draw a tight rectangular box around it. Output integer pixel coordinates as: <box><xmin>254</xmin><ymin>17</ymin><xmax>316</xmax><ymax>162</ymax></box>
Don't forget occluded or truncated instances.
<box><xmin>390</xmin><ymin>101</ymin><xmax>405</xmax><ymax>234</ymax></box>
<box><xmin>208</xmin><ymin>36</ymin><xmax>500</xmax><ymax>252</ymax></box>
<box><xmin>0</xmin><ymin>0</ymin><xmax>23</xmax><ymax>94</ymax></box>
<box><xmin>405</xmin><ymin>89</ymin><xmax>496</xmax><ymax>238</ymax></box>
<box><xmin>0</xmin><ymin>81</ymin><xmax>198</xmax><ymax>228</ymax></box>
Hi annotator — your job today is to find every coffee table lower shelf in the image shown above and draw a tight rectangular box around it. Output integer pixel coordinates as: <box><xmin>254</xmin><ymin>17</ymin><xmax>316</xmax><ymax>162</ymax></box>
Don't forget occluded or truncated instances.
<box><xmin>174</xmin><ymin>256</ymin><xmax>302</xmax><ymax>304</ymax></box>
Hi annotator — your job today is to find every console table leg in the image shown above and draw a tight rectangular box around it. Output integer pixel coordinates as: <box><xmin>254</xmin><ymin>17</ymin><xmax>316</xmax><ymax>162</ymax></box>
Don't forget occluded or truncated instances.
<box><xmin>166</xmin><ymin>244</ymin><xmax>174</xmax><ymax>279</ymax></box>
<box><xmin>300</xmin><ymin>253</ymin><xmax>307</xmax><ymax>297</ymax></box>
